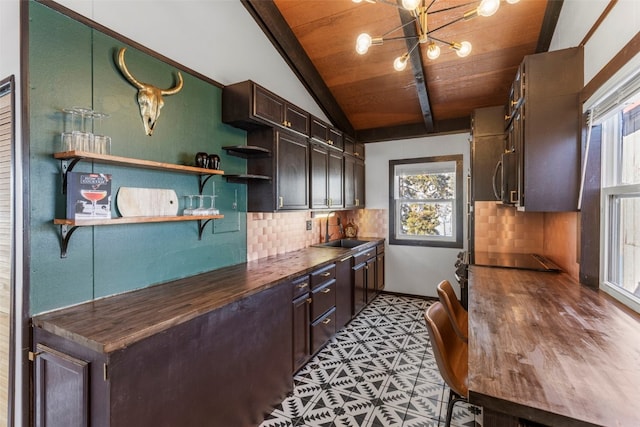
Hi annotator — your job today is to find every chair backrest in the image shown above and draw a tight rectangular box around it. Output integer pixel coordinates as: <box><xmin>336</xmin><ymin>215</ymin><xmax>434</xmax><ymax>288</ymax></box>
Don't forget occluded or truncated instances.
<box><xmin>437</xmin><ymin>280</ymin><xmax>468</xmax><ymax>343</ymax></box>
<box><xmin>424</xmin><ymin>302</ymin><xmax>468</xmax><ymax>398</ymax></box>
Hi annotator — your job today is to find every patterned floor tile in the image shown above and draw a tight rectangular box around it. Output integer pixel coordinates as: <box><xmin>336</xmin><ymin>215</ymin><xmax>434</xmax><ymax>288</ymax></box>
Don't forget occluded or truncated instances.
<box><xmin>260</xmin><ymin>293</ymin><xmax>482</xmax><ymax>427</ymax></box>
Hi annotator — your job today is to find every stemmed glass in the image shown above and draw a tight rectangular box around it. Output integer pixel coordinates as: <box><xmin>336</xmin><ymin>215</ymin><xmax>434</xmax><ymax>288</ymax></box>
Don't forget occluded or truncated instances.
<box><xmin>73</xmin><ymin>107</ymin><xmax>94</xmax><ymax>152</ymax></box>
<box><xmin>194</xmin><ymin>195</ymin><xmax>207</xmax><ymax>216</ymax></box>
<box><xmin>183</xmin><ymin>195</ymin><xmax>195</xmax><ymax>216</ymax></box>
<box><xmin>91</xmin><ymin>111</ymin><xmax>111</xmax><ymax>154</ymax></box>
<box><xmin>206</xmin><ymin>195</ymin><xmax>219</xmax><ymax>215</ymax></box>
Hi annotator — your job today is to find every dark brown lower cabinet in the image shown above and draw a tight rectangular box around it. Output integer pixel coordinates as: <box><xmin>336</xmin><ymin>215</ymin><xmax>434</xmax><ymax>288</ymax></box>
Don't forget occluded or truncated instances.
<box><xmin>334</xmin><ymin>255</ymin><xmax>353</xmax><ymax>330</ymax></box>
<box><xmin>376</xmin><ymin>244</ymin><xmax>385</xmax><ymax>292</ymax></box>
<box><xmin>353</xmin><ymin>261</ymin><xmax>367</xmax><ymax>316</ymax></box>
<box><xmin>34</xmin><ymin>344</ymin><xmax>89</xmax><ymax>427</ymax></box>
<box><xmin>33</xmin><ymin>282</ymin><xmax>292</xmax><ymax>427</ymax></box>
<box><xmin>292</xmin><ymin>293</ymin><xmax>311</xmax><ymax>373</ymax></box>
<box><xmin>311</xmin><ymin>307</ymin><xmax>336</xmax><ymax>354</ymax></box>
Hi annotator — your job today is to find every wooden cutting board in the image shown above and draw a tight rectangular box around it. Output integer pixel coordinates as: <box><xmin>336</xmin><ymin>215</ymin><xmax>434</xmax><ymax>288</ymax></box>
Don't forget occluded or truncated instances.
<box><xmin>116</xmin><ymin>187</ymin><xmax>179</xmax><ymax>217</ymax></box>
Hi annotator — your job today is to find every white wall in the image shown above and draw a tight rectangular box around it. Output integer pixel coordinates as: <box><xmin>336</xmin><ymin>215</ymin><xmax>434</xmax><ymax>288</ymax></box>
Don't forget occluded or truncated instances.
<box><xmin>365</xmin><ymin>133</ymin><xmax>470</xmax><ymax>298</ymax></box>
<box><xmin>550</xmin><ymin>0</ymin><xmax>640</xmax><ymax>87</ymax></box>
<box><xmin>54</xmin><ymin>0</ymin><xmax>329</xmax><ymax>122</ymax></box>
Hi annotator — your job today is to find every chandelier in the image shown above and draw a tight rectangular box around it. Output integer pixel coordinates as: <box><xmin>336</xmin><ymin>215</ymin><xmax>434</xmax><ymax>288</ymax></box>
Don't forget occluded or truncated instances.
<box><xmin>354</xmin><ymin>0</ymin><xmax>520</xmax><ymax>71</ymax></box>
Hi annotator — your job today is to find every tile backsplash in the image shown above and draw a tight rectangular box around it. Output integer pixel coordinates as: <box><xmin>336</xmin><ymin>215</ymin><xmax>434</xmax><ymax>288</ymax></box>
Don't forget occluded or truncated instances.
<box><xmin>474</xmin><ymin>201</ymin><xmax>579</xmax><ymax>279</ymax></box>
<box><xmin>246</xmin><ymin>209</ymin><xmax>388</xmax><ymax>261</ymax></box>
<box><xmin>474</xmin><ymin>202</ymin><xmax>544</xmax><ymax>253</ymax></box>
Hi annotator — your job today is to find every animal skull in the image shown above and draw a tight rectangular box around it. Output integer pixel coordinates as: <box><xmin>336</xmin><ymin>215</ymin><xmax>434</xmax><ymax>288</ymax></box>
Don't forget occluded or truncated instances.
<box><xmin>116</xmin><ymin>48</ymin><xmax>183</xmax><ymax>136</ymax></box>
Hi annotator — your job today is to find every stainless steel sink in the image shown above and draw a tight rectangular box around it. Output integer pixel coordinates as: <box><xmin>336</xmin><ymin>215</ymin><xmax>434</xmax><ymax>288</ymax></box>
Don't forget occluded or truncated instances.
<box><xmin>313</xmin><ymin>239</ymin><xmax>370</xmax><ymax>249</ymax></box>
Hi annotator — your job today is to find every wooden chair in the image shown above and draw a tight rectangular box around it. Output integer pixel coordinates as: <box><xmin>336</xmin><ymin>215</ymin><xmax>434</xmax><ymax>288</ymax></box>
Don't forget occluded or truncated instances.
<box><xmin>424</xmin><ymin>301</ymin><xmax>469</xmax><ymax>427</ymax></box>
<box><xmin>437</xmin><ymin>279</ymin><xmax>468</xmax><ymax>343</ymax></box>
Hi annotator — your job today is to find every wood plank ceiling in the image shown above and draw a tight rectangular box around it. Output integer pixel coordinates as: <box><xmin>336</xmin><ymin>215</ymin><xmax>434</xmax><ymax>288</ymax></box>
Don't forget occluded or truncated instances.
<box><xmin>243</xmin><ymin>0</ymin><xmax>562</xmax><ymax>142</ymax></box>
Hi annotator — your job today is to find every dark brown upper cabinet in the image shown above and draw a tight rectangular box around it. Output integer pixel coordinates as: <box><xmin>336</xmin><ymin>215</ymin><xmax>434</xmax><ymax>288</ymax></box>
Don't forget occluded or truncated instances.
<box><xmin>310</xmin><ymin>141</ymin><xmax>343</xmax><ymax>210</ymax></box>
<box><xmin>470</xmin><ymin>105</ymin><xmax>506</xmax><ymax>203</ymax></box>
<box><xmin>310</xmin><ymin>115</ymin><xmax>344</xmax><ymax>151</ymax></box>
<box><xmin>222</xmin><ymin>80</ymin><xmax>309</xmax><ymax>136</ymax></box>
<box><xmin>507</xmin><ymin>46</ymin><xmax>584</xmax><ymax>212</ymax></box>
<box><xmin>246</xmin><ymin>128</ymin><xmax>309</xmax><ymax>212</ymax></box>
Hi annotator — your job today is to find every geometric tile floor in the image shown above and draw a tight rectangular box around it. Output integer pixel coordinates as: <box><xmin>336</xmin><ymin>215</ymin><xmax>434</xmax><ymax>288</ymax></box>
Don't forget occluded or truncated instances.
<box><xmin>259</xmin><ymin>293</ymin><xmax>482</xmax><ymax>427</ymax></box>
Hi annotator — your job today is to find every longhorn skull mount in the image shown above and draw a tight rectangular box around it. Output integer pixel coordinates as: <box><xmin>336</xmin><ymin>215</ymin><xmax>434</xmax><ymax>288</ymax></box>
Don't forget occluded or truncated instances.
<box><xmin>116</xmin><ymin>47</ymin><xmax>183</xmax><ymax>136</ymax></box>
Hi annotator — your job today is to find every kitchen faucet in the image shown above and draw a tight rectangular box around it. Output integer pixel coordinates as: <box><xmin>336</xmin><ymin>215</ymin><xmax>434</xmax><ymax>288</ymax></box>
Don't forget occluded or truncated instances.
<box><xmin>325</xmin><ymin>211</ymin><xmax>342</xmax><ymax>243</ymax></box>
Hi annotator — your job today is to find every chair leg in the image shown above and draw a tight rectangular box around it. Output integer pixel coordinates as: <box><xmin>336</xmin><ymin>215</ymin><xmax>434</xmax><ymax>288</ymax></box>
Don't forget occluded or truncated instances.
<box><xmin>444</xmin><ymin>390</ymin><xmax>465</xmax><ymax>427</ymax></box>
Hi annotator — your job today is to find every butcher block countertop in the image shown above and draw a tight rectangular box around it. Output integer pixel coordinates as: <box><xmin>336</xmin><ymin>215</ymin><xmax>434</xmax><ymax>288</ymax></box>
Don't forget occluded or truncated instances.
<box><xmin>468</xmin><ymin>266</ymin><xmax>640</xmax><ymax>427</ymax></box>
<box><xmin>32</xmin><ymin>239</ymin><xmax>383</xmax><ymax>354</ymax></box>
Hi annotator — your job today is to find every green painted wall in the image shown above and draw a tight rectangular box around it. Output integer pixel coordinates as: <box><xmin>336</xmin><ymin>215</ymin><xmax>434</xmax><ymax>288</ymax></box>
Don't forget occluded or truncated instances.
<box><xmin>29</xmin><ymin>2</ymin><xmax>248</xmax><ymax>314</ymax></box>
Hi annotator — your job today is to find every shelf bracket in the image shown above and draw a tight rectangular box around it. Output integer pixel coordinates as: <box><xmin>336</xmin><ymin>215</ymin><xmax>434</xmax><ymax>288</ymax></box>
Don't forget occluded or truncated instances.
<box><xmin>59</xmin><ymin>224</ymin><xmax>80</xmax><ymax>258</ymax></box>
<box><xmin>197</xmin><ymin>219</ymin><xmax>213</xmax><ymax>240</ymax></box>
<box><xmin>60</xmin><ymin>157</ymin><xmax>84</xmax><ymax>194</ymax></box>
<box><xmin>198</xmin><ymin>175</ymin><xmax>216</xmax><ymax>194</ymax></box>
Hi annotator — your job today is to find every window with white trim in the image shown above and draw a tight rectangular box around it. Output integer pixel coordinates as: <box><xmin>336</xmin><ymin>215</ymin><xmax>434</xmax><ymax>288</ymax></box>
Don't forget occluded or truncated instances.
<box><xmin>596</xmin><ymin>72</ymin><xmax>640</xmax><ymax>313</ymax></box>
<box><xmin>389</xmin><ymin>155</ymin><xmax>463</xmax><ymax>248</ymax></box>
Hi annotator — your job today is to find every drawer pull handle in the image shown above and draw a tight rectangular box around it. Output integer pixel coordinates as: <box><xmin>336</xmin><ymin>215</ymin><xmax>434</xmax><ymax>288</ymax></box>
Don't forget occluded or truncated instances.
<box><xmin>322</xmin><ymin>318</ymin><xmax>332</xmax><ymax>325</ymax></box>
<box><xmin>321</xmin><ymin>288</ymin><xmax>331</xmax><ymax>294</ymax></box>
<box><xmin>339</xmin><ymin>256</ymin><xmax>351</xmax><ymax>262</ymax></box>
<box><xmin>297</xmin><ymin>282</ymin><xmax>309</xmax><ymax>289</ymax></box>
<box><xmin>306</xmin><ymin>298</ymin><xmax>312</xmax><ymax>304</ymax></box>
<box><xmin>321</xmin><ymin>272</ymin><xmax>331</xmax><ymax>277</ymax></box>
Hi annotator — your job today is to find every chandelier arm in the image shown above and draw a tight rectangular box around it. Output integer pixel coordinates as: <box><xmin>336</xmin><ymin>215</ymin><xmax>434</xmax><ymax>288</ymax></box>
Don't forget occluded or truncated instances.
<box><xmin>428</xmin><ymin>1</ymin><xmax>478</xmax><ymax>14</ymax></box>
<box><xmin>427</xmin><ymin>15</ymin><xmax>467</xmax><ymax>34</ymax></box>
<box><xmin>428</xmin><ymin>35</ymin><xmax>455</xmax><ymax>47</ymax></box>
<box><xmin>381</xmin><ymin>18</ymin><xmax>421</xmax><ymax>37</ymax></box>
<box><xmin>425</xmin><ymin>0</ymin><xmax>437</xmax><ymax>12</ymax></box>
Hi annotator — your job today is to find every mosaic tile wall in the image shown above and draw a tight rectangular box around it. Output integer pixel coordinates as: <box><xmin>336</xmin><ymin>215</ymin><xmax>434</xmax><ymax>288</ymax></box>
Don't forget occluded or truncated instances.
<box><xmin>246</xmin><ymin>209</ymin><xmax>389</xmax><ymax>261</ymax></box>
<box><xmin>474</xmin><ymin>201</ymin><xmax>580</xmax><ymax>279</ymax></box>
<box><xmin>543</xmin><ymin>211</ymin><xmax>579</xmax><ymax>279</ymax></box>
<box><xmin>474</xmin><ymin>202</ymin><xmax>544</xmax><ymax>254</ymax></box>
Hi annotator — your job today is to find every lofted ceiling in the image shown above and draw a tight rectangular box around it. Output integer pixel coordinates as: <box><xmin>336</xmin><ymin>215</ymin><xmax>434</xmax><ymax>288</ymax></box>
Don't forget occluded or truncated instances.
<box><xmin>243</xmin><ymin>0</ymin><xmax>562</xmax><ymax>142</ymax></box>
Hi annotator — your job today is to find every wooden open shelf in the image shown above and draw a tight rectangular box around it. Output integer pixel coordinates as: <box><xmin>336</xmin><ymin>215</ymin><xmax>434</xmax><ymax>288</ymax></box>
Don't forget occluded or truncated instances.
<box><xmin>54</xmin><ymin>150</ymin><xmax>224</xmax><ymax>175</ymax></box>
<box><xmin>222</xmin><ymin>145</ymin><xmax>271</xmax><ymax>158</ymax></box>
<box><xmin>54</xmin><ymin>215</ymin><xmax>224</xmax><ymax>227</ymax></box>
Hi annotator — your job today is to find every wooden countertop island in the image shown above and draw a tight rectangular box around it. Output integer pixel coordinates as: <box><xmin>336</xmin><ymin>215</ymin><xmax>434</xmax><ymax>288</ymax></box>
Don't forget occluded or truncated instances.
<box><xmin>468</xmin><ymin>266</ymin><xmax>640</xmax><ymax>427</ymax></box>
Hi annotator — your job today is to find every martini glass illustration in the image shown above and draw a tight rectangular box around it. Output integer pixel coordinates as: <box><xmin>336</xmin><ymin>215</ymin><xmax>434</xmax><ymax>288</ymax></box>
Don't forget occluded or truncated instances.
<box><xmin>81</xmin><ymin>189</ymin><xmax>108</xmax><ymax>217</ymax></box>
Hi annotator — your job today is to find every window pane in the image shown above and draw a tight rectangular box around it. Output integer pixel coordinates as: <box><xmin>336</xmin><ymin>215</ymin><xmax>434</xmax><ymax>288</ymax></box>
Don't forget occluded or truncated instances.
<box><xmin>398</xmin><ymin>201</ymin><xmax>453</xmax><ymax>238</ymax></box>
<box><xmin>621</xmin><ymin>103</ymin><xmax>640</xmax><ymax>185</ymax></box>
<box><xmin>608</xmin><ymin>195</ymin><xmax>640</xmax><ymax>298</ymax></box>
<box><xmin>398</xmin><ymin>172</ymin><xmax>454</xmax><ymax>200</ymax></box>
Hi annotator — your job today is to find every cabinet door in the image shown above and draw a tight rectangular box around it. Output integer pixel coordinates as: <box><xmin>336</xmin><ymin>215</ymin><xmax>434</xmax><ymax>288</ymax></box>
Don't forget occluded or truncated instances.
<box><xmin>34</xmin><ymin>344</ymin><xmax>89</xmax><ymax>427</ymax></box>
<box><xmin>335</xmin><ymin>255</ymin><xmax>353</xmax><ymax>329</ymax></box>
<box><xmin>328</xmin><ymin>127</ymin><xmax>343</xmax><ymax>150</ymax></box>
<box><xmin>352</xmin><ymin>262</ymin><xmax>366</xmax><ymax>315</ymax></box>
<box><xmin>277</xmin><ymin>131</ymin><xmax>309</xmax><ymax>210</ymax></box>
<box><xmin>285</xmin><ymin>103</ymin><xmax>309</xmax><ymax>135</ymax></box>
<box><xmin>354</xmin><ymin>159</ymin><xmax>365</xmax><ymax>208</ymax></box>
<box><xmin>310</xmin><ymin>116</ymin><xmax>329</xmax><ymax>142</ymax></box>
<box><xmin>310</xmin><ymin>142</ymin><xmax>329</xmax><ymax>209</ymax></box>
<box><xmin>343</xmin><ymin>155</ymin><xmax>356</xmax><ymax>209</ymax></box>
<box><xmin>354</xmin><ymin>142</ymin><xmax>365</xmax><ymax>159</ymax></box>
<box><xmin>343</xmin><ymin>135</ymin><xmax>355</xmax><ymax>156</ymax></box>
<box><xmin>328</xmin><ymin>149</ymin><xmax>344</xmax><ymax>208</ymax></box>
<box><xmin>366</xmin><ymin>257</ymin><xmax>377</xmax><ymax>302</ymax></box>
<box><xmin>376</xmin><ymin>252</ymin><xmax>385</xmax><ymax>292</ymax></box>
<box><xmin>254</xmin><ymin>85</ymin><xmax>285</xmax><ymax>127</ymax></box>
<box><xmin>292</xmin><ymin>293</ymin><xmax>311</xmax><ymax>373</ymax></box>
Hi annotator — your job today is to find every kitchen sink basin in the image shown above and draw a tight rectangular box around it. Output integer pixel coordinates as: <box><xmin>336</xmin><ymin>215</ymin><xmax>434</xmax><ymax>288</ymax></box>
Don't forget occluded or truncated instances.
<box><xmin>313</xmin><ymin>239</ymin><xmax>370</xmax><ymax>249</ymax></box>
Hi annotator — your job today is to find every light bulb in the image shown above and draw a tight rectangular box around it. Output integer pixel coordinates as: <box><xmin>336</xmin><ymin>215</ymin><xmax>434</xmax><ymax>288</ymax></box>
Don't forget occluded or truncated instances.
<box><xmin>393</xmin><ymin>55</ymin><xmax>409</xmax><ymax>71</ymax></box>
<box><xmin>506</xmin><ymin>0</ymin><xmax>520</xmax><ymax>3</ymax></box>
<box><xmin>356</xmin><ymin>33</ymin><xmax>372</xmax><ymax>55</ymax></box>
<box><xmin>455</xmin><ymin>41</ymin><xmax>472</xmax><ymax>57</ymax></box>
<box><xmin>352</xmin><ymin>0</ymin><xmax>363</xmax><ymax>3</ymax></box>
<box><xmin>426</xmin><ymin>43</ymin><xmax>441</xmax><ymax>60</ymax></box>
<box><xmin>401</xmin><ymin>0</ymin><xmax>421</xmax><ymax>11</ymax></box>
<box><xmin>477</xmin><ymin>0</ymin><xmax>500</xmax><ymax>17</ymax></box>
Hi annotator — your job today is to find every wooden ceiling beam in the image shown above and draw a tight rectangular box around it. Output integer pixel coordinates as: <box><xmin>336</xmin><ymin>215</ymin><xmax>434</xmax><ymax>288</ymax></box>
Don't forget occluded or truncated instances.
<box><xmin>356</xmin><ymin>116</ymin><xmax>470</xmax><ymax>142</ymax></box>
<box><xmin>536</xmin><ymin>0</ymin><xmax>564</xmax><ymax>53</ymax></box>
<box><xmin>398</xmin><ymin>7</ymin><xmax>435</xmax><ymax>133</ymax></box>
<box><xmin>241</xmin><ymin>0</ymin><xmax>354</xmax><ymax>136</ymax></box>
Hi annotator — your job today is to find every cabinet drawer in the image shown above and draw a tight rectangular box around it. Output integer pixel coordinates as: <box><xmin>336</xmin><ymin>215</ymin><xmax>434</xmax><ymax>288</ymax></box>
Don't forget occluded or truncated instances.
<box><xmin>311</xmin><ymin>280</ymin><xmax>336</xmax><ymax>320</ymax></box>
<box><xmin>311</xmin><ymin>264</ymin><xmax>336</xmax><ymax>289</ymax></box>
<box><xmin>311</xmin><ymin>307</ymin><xmax>336</xmax><ymax>354</ymax></box>
<box><xmin>353</xmin><ymin>247</ymin><xmax>376</xmax><ymax>265</ymax></box>
<box><xmin>376</xmin><ymin>244</ymin><xmax>385</xmax><ymax>255</ymax></box>
<box><xmin>292</xmin><ymin>275</ymin><xmax>311</xmax><ymax>299</ymax></box>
